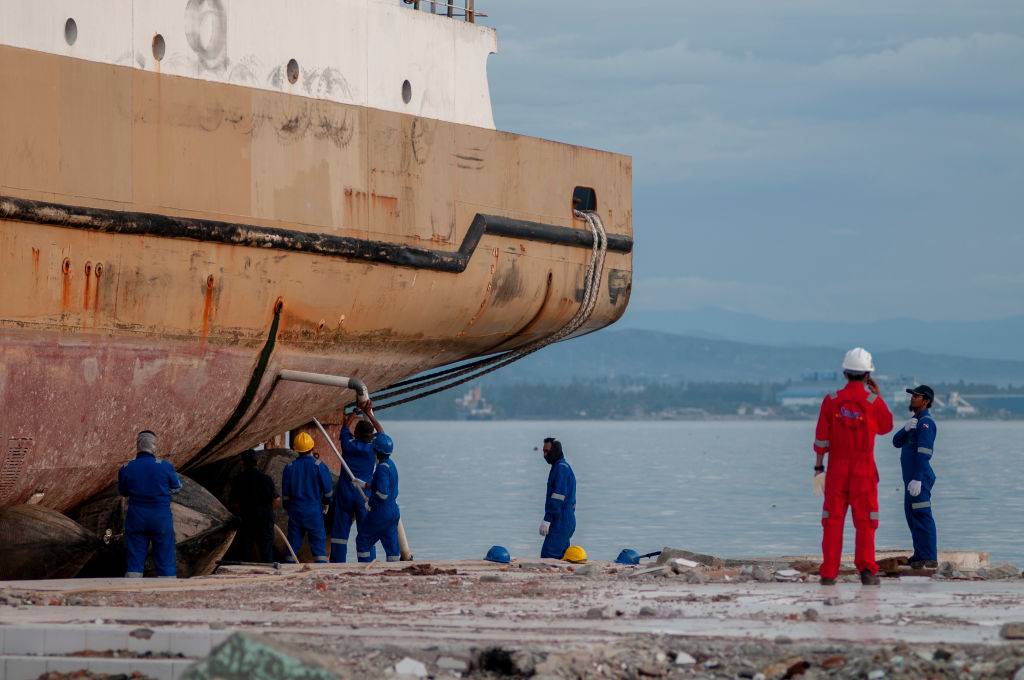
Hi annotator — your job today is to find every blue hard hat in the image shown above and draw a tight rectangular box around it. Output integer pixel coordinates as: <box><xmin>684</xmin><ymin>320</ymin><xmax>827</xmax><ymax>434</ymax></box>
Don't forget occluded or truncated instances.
<box><xmin>484</xmin><ymin>545</ymin><xmax>511</xmax><ymax>564</ymax></box>
<box><xmin>615</xmin><ymin>548</ymin><xmax>641</xmax><ymax>565</ymax></box>
<box><xmin>373</xmin><ymin>433</ymin><xmax>394</xmax><ymax>455</ymax></box>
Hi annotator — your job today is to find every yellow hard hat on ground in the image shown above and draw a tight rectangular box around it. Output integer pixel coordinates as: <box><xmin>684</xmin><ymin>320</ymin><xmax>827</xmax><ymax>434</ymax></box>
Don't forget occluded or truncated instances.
<box><xmin>293</xmin><ymin>432</ymin><xmax>315</xmax><ymax>453</ymax></box>
<box><xmin>563</xmin><ymin>545</ymin><xmax>588</xmax><ymax>564</ymax></box>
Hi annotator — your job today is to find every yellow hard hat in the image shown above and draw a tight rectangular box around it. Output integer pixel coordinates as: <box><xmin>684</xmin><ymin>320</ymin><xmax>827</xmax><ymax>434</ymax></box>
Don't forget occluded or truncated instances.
<box><xmin>293</xmin><ymin>432</ymin><xmax>315</xmax><ymax>453</ymax></box>
<box><xmin>563</xmin><ymin>545</ymin><xmax>588</xmax><ymax>564</ymax></box>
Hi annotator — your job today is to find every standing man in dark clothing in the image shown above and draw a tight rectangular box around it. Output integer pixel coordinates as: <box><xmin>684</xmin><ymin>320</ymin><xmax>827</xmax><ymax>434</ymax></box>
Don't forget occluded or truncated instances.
<box><xmin>118</xmin><ymin>430</ymin><xmax>181</xmax><ymax>578</ymax></box>
<box><xmin>228</xmin><ymin>450</ymin><xmax>280</xmax><ymax>563</ymax></box>
<box><xmin>893</xmin><ymin>385</ymin><xmax>939</xmax><ymax>568</ymax></box>
<box><xmin>539</xmin><ymin>437</ymin><xmax>576</xmax><ymax>559</ymax></box>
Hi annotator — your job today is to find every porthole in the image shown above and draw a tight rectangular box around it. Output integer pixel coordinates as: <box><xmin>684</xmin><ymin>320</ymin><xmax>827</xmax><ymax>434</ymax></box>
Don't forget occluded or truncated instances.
<box><xmin>64</xmin><ymin>18</ymin><xmax>78</xmax><ymax>46</ymax></box>
<box><xmin>287</xmin><ymin>59</ymin><xmax>299</xmax><ymax>84</ymax></box>
<box><xmin>402</xmin><ymin>79</ymin><xmax>412</xmax><ymax>104</ymax></box>
<box><xmin>152</xmin><ymin>34</ymin><xmax>166</xmax><ymax>61</ymax></box>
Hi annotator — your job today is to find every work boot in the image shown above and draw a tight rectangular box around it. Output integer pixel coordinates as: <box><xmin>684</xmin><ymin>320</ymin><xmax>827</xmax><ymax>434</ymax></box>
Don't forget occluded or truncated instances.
<box><xmin>819</xmin><ymin>577</ymin><xmax>836</xmax><ymax>586</ymax></box>
<box><xmin>860</xmin><ymin>570</ymin><xmax>880</xmax><ymax>586</ymax></box>
<box><xmin>910</xmin><ymin>560</ymin><xmax>938</xmax><ymax>569</ymax></box>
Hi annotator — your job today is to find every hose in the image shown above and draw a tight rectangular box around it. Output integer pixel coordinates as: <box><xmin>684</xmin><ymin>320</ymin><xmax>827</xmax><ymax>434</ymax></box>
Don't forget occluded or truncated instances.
<box><xmin>370</xmin><ymin>210</ymin><xmax>608</xmax><ymax>411</ymax></box>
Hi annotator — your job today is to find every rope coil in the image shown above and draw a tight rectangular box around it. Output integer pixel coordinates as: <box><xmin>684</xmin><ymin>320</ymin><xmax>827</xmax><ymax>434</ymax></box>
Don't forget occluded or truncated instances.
<box><xmin>371</xmin><ymin>210</ymin><xmax>609</xmax><ymax>411</ymax></box>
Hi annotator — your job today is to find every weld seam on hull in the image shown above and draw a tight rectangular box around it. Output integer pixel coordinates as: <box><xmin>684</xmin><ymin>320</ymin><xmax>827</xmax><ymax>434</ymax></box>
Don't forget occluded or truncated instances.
<box><xmin>0</xmin><ymin>196</ymin><xmax>632</xmax><ymax>272</ymax></box>
<box><xmin>185</xmin><ymin>304</ymin><xmax>282</xmax><ymax>470</ymax></box>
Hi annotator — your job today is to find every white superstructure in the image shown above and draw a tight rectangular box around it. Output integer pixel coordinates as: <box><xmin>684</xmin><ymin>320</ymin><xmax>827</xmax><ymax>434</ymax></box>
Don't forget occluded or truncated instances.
<box><xmin>0</xmin><ymin>0</ymin><xmax>497</xmax><ymax>128</ymax></box>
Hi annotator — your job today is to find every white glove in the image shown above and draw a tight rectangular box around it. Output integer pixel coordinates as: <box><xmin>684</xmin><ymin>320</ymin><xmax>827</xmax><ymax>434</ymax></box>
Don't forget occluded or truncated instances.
<box><xmin>812</xmin><ymin>472</ymin><xmax>825</xmax><ymax>497</ymax></box>
<box><xmin>904</xmin><ymin>418</ymin><xmax>918</xmax><ymax>432</ymax></box>
<box><xmin>539</xmin><ymin>521</ymin><xmax>550</xmax><ymax>536</ymax></box>
<box><xmin>351</xmin><ymin>478</ymin><xmax>367</xmax><ymax>489</ymax></box>
<box><xmin>907</xmin><ymin>480</ymin><xmax>922</xmax><ymax>497</ymax></box>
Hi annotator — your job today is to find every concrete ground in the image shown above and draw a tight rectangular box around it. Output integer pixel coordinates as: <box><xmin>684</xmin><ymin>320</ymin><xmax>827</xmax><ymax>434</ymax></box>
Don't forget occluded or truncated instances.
<box><xmin>1</xmin><ymin>559</ymin><xmax>1023</xmax><ymax>679</ymax></box>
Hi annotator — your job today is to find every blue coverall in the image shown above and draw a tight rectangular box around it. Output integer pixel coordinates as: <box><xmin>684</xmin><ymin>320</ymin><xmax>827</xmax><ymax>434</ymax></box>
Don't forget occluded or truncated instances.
<box><xmin>118</xmin><ymin>452</ymin><xmax>182</xmax><ymax>577</ymax></box>
<box><xmin>892</xmin><ymin>409</ymin><xmax>938</xmax><ymax>562</ymax></box>
<box><xmin>281</xmin><ymin>453</ymin><xmax>333</xmax><ymax>562</ymax></box>
<box><xmin>329</xmin><ymin>428</ymin><xmax>377</xmax><ymax>563</ymax></box>
<box><xmin>541</xmin><ymin>458</ymin><xmax>577</xmax><ymax>559</ymax></box>
<box><xmin>358</xmin><ymin>456</ymin><xmax>401</xmax><ymax>562</ymax></box>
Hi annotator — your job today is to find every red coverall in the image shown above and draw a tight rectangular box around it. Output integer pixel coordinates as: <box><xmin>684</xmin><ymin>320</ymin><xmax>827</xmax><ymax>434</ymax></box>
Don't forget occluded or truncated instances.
<box><xmin>813</xmin><ymin>382</ymin><xmax>893</xmax><ymax>579</ymax></box>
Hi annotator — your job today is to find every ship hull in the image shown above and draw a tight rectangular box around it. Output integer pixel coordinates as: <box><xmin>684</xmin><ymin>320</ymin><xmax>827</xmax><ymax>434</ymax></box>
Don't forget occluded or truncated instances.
<box><xmin>0</xmin><ymin>43</ymin><xmax>633</xmax><ymax>513</ymax></box>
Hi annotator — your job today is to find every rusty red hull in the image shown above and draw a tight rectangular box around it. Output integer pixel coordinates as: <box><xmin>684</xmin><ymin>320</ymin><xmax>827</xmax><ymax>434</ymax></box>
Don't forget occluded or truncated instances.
<box><xmin>0</xmin><ymin>44</ymin><xmax>633</xmax><ymax>515</ymax></box>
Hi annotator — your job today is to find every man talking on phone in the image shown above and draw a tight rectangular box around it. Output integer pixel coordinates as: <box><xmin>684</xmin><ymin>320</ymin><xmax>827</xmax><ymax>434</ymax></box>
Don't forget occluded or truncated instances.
<box><xmin>812</xmin><ymin>348</ymin><xmax>893</xmax><ymax>586</ymax></box>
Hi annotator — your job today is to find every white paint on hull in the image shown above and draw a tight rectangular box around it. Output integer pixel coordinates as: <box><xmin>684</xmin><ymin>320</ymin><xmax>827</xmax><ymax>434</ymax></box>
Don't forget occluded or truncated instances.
<box><xmin>0</xmin><ymin>0</ymin><xmax>496</xmax><ymax>128</ymax></box>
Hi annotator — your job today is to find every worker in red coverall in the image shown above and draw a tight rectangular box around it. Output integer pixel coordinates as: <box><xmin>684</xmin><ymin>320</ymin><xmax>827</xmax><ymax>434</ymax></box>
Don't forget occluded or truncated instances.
<box><xmin>812</xmin><ymin>347</ymin><xmax>893</xmax><ymax>586</ymax></box>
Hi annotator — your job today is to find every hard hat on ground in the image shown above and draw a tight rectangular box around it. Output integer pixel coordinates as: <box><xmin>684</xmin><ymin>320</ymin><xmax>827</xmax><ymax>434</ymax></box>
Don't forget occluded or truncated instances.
<box><xmin>563</xmin><ymin>545</ymin><xmax>588</xmax><ymax>564</ymax></box>
<box><xmin>484</xmin><ymin>545</ymin><xmax>511</xmax><ymax>564</ymax></box>
<box><xmin>373</xmin><ymin>432</ymin><xmax>394</xmax><ymax>455</ymax></box>
<box><xmin>615</xmin><ymin>548</ymin><xmax>640</xmax><ymax>565</ymax></box>
<box><xmin>841</xmin><ymin>347</ymin><xmax>875</xmax><ymax>373</ymax></box>
<box><xmin>293</xmin><ymin>432</ymin><xmax>315</xmax><ymax>453</ymax></box>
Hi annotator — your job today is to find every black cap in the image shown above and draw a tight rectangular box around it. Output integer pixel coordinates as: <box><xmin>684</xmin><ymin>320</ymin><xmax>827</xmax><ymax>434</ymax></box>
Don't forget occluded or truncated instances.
<box><xmin>906</xmin><ymin>385</ymin><xmax>935</xmax><ymax>402</ymax></box>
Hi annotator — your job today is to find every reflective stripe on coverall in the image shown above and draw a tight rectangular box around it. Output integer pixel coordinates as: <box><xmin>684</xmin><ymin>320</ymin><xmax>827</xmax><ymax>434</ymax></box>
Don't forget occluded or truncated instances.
<box><xmin>118</xmin><ymin>452</ymin><xmax>182</xmax><ymax>577</ymax></box>
<box><xmin>893</xmin><ymin>409</ymin><xmax>938</xmax><ymax>561</ymax></box>
<box><xmin>330</xmin><ymin>428</ymin><xmax>377</xmax><ymax>563</ymax></box>
<box><xmin>541</xmin><ymin>458</ymin><xmax>577</xmax><ymax>559</ymax></box>
<box><xmin>281</xmin><ymin>453</ymin><xmax>333</xmax><ymax>562</ymax></box>
<box><xmin>814</xmin><ymin>383</ymin><xmax>893</xmax><ymax>579</ymax></box>
<box><xmin>358</xmin><ymin>457</ymin><xmax>401</xmax><ymax>562</ymax></box>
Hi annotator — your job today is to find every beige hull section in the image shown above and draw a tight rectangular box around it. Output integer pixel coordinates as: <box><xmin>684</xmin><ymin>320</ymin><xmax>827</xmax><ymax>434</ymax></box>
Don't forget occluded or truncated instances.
<box><xmin>0</xmin><ymin>44</ymin><xmax>632</xmax><ymax>512</ymax></box>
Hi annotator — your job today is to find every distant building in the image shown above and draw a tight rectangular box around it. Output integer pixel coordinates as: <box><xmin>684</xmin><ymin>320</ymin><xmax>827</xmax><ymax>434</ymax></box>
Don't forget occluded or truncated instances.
<box><xmin>454</xmin><ymin>386</ymin><xmax>495</xmax><ymax>420</ymax></box>
<box><xmin>779</xmin><ymin>387</ymin><xmax>825</xmax><ymax>409</ymax></box>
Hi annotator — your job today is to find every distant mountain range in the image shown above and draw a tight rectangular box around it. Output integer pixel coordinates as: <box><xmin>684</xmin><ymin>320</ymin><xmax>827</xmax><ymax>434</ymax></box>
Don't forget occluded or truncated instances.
<box><xmin>486</xmin><ymin>328</ymin><xmax>1024</xmax><ymax>386</ymax></box>
<box><xmin>617</xmin><ymin>308</ymin><xmax>1024</xmax><ymax>362</ymax></box>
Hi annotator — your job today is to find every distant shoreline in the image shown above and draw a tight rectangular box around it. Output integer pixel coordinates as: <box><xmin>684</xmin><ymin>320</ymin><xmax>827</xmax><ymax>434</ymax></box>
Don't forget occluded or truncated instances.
<box><xmin>386</xmin><ymin>416</ymin><xmax>1023</xmax><ymax>423</ymax></box>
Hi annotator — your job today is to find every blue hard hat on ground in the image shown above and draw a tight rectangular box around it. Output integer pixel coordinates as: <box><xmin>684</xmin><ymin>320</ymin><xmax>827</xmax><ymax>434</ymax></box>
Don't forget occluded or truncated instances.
<box><xmin>484</xmin><ymin>545</ymin><xmax>511</xmax><ymax>564</ymax></box>
<box><xmin>373</xmin><ymin>432</ymin><xmax>394</xmax><ymax>455</ymax></box>
<box><xmin>615</xmin><ymin>548</ymin><xmax>641</xmax><ymax>565</ymax></box>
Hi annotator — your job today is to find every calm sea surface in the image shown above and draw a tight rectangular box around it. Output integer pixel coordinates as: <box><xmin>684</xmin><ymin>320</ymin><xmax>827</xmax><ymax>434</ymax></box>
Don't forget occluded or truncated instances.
<box><xmin>384</xmin><ymin>420</ymin><xmax>1023</xmax><ymax>565</ymax></box>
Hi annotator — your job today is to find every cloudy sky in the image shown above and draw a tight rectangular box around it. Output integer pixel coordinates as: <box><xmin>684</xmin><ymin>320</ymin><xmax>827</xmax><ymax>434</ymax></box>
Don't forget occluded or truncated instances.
<box><xmin>483</xmin><ymin>1</ymin><xmax>1024</xmax><ymax>322</ymax></box>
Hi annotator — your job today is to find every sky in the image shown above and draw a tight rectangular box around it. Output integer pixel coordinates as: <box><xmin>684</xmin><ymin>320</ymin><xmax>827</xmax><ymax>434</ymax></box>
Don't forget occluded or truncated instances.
<box><xmin>482</xmin><ymin>1</ymin><xmax>1024</xmax><ymax>322</ymax></box>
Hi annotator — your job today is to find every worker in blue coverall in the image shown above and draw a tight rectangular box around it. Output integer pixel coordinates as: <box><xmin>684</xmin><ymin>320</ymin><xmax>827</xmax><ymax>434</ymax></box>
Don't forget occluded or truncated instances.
<box><xmin>118</xmin><ymin>430</ymin><xmax>181</xmax><ymax>578</ymax></box>
<box><xmin>539</xmin><ymin>437</ymin><xmax>576</xmax><ymax>559</ymax></box>
<box><xmin>330</xmin><ymin>406</ymin><xmax>383</xmax><ymax>562</ymax></box>
<box><xmin>357</xmin><ymin>423</ymin><xmax>402</xmax><ymax>562</ymax></box>
<box><xmin>281</xmin><ymin>432</ymin><xmax>333</xmax><ymax>563</ymax></box>
<box><xmin>892</xmin><ymin>384</ymin><xmax>939</xmax><ymax>568</ymax></box>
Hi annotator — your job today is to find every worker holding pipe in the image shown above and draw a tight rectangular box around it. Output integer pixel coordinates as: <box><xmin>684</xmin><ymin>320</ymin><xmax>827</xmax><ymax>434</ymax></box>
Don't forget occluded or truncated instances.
<box><xmin>281</xmin><ymin>432</ymin><xmax>333</xmax><ymax>563</ymax></box>
<box><xmin>539</xmin><ymin>437</ymin><xmax>576</xmax><ymax>559</ymax></box>
<box><xmin>813</xmin><ymin>348</ymin><xmax>893</xmax><ymax>586</ymax></box>
<box><xmin>356</xmin><ymin>405</ymin><xmax>402</xmax><ymax>562</ymax></box>
<box><xmin>330</xmin><ymin>408</ymin><xmax>382</xmax><ymax>562</ymax></box>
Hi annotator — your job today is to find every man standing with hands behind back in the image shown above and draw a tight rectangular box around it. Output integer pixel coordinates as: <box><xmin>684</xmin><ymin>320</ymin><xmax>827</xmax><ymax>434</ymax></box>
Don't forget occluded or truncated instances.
<box><xmin>812</xmin><ymin>348</ymin><xmax>893</xmax><ymax>586</ymax></box>
<box><xmin>893</xmin><ymin>385</ymin><xmax>939</xmax><ymax>569</ymax></box>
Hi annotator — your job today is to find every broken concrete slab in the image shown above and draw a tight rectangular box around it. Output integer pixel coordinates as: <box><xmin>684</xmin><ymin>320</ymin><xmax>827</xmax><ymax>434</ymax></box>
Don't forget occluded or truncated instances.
<box><xmin>657</xmin><ymin>548</ymin><xmax>724</xmax><ymax>568</ymax></box>
<box><xmin>1001</xmin><ymin>623</ymin><xmax>1024</xmax><ymax>640</ymax></box>
<box><xmin>180</xmin><ymin>632</ymin><xmax>336</xmax><ymax>679</ymax></box>
<box><xmin>979</xmin><ymin>563</ymin><xmax>1022</xmax><ymax>580</ymax></box>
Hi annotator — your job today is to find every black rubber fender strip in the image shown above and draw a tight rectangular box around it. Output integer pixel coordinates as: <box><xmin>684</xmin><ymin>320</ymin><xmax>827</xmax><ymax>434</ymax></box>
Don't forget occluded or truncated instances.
<box><xmin>0</xmin><ymin>196</ymin><xmax>633</xmax><ymax>272</ymax></box>
<box><xmin>185</xmin><ymin>303</ymin><xmax>282</xmax><ymax>470</ymax></box>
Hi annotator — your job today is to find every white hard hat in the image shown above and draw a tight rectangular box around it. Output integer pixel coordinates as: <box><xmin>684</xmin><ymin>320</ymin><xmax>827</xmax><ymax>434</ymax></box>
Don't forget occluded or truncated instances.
<box><xmin>842</xmin><ymin>347</ymin><xmax>875</xmax><ymax>373</ymax></box>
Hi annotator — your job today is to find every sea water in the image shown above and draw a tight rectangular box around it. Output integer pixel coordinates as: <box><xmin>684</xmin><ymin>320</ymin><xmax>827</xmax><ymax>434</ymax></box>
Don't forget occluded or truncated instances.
<box><xmin>386</xmin><ymin>420</ymin><xmax>1023</xmax><ymax>564</ymax></box>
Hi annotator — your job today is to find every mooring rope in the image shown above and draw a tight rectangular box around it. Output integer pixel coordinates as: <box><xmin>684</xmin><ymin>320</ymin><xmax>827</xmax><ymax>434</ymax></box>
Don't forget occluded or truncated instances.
<box><xmin>370</xmin><ymin>210</ymin><xmax>608</xmax><ymax>411</ymax></box>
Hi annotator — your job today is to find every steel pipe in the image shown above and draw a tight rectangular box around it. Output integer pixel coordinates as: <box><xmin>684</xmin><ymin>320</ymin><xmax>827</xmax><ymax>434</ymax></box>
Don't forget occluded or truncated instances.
<box><xmin>278</xmin><ymin>370</ymin><xmax>369</xmax><ymax>403</ymax></box>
